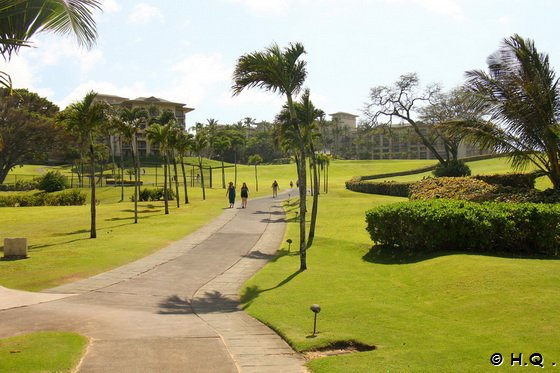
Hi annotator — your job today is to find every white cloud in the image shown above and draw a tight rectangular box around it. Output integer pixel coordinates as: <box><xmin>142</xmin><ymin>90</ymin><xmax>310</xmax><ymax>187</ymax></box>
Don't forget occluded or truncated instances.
<box><xmin>128</xmin><ymin>3</ymin><xmax>164</xmax><ymax>24</ymax></box>
<box><xmin>58</xmin><ymin>80</ymin><xmax>149</xmax><ymax>109</ymax></box>
<box><xmin>31</xmin><ymin>38</ymin><xmax>105</xmax><ymax>74</ymax></box>
<box><xmin>100</xmin><ymin>0</ymin><xmax>121</xmax><ymax>13</ymax></box>
<box><xmin>226</xmin><ymin>0</ymin><xmax>290</xmax><ymax>16</ymax></box>
<box><xmin>412</xmin><ymin>0</ymin><xmax>466</xmax><ymax>21</ymax></box>
<box><xmin>171</xmin><ymin>53</ymin><xmax>232</xmax><ymax>107</ymax></box>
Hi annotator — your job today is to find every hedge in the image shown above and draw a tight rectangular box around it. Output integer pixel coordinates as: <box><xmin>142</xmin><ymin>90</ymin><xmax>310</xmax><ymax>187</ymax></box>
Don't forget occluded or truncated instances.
<box><xmin>0</xmin><ymin>189</ymin><xmax>87</xmax><ymax>207</ymax></box>
<box><xmin>365</xmin><ymin>199</ymin><xmax>560</xmax><ymax>256</ymax></box>
<box><xmin>345</xmin><ymin>178</ymin><xmax>411</xmax><ymax>197</ymax></box>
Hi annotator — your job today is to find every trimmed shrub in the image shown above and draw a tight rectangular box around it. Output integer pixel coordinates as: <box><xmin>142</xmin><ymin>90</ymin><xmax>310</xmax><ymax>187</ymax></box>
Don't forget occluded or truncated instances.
<box><xmin>432</xmin><ymin>160</ymin><xmax>471</xmax><ymax>177</ymax></box>
<box><xmin>365</xmin><ymin>200</ymin><xmax>560</xmax><ymax>256</ymax></box>
<box><xmin>0</xmin><ymin>189</ymin><xmax>86</xmax><ymax>207</ymax></box>
<box><xmin>0</xmin><ymin>179</ymin><xmax>39</xmax><ymax>191</ymax></box>
<box><xmin>131</xmin><ymin>188</ymin><xmax>175</xmax><ymax>202</ymax></box>
<box><xmin>37</xmin><ymin>171</ymin><xmax>68</xmax><ymax>192</ymax></box>
<box><xmin>473</xmin><ymin>172</ymin><xmax>539</xmax><ymax>189</ymax></box>
<box><xmin>410</xmin><ymin>177</ymin><xmax>498</xmax><ymax>201</ymax></box>
<box><xmin>345</xmin><ymin>178</ymin><xmax>412</xmax><ymax>197</ymax></box>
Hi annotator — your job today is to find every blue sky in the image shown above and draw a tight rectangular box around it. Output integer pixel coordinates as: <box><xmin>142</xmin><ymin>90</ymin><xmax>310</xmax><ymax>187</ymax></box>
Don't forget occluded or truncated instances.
<box><xmin>2</xmin><ymin>0</ymin><xmax>558</xmax><ymax>128</ymax></box>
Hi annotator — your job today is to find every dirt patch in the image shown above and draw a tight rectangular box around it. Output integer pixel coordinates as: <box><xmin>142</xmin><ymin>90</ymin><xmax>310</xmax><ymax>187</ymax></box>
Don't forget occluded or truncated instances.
<box><xmin>303</xmin><ymin>340</ymin><xmax>375</xmax><ymax>359</ymax></box>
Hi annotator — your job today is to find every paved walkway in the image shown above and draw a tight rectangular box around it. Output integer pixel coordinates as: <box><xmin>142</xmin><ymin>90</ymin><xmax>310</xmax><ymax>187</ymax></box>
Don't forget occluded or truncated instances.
<box><xmin>0</xmin><ymin>191</ymin><xmax>307</xmax><ymax>372</ymax></box>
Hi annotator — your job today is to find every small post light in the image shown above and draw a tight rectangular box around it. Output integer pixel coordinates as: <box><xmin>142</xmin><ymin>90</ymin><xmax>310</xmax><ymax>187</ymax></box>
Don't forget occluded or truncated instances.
<box><xmin>286</xmin><ymin>239</ymin><xmax>292</xmax><ymax>252</ymax></box>
<box><xmin>310</xmin><ymin>304</ymin><xmax>321</xmax><ymax>336</ymax></box>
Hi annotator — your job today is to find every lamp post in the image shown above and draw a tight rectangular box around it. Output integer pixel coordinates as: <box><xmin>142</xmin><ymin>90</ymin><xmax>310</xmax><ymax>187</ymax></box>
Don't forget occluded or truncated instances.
<box><xmin>310</xmin><ymin>304</ymin><xmax>321</xmax><ymax>336</ymax></box>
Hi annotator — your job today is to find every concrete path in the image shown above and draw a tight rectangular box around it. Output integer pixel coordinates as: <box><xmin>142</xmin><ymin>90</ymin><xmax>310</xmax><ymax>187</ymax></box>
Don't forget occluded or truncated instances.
<box><xmin>0</xmin><ymin>191</ymin><xmax>307</xmax><ymax>372</ymax></box>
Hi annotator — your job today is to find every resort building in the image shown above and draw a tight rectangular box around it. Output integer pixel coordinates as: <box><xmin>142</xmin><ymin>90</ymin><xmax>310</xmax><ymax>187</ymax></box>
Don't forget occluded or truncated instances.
<box><xmin>95</xmin><ymin>94</ymin><xmax>194</xmax><ymax>158</ymax></box>
<box><xmin>330</xmin><ymin>112</ymin><xmax>359</xmax><ymax>131</ymax></box>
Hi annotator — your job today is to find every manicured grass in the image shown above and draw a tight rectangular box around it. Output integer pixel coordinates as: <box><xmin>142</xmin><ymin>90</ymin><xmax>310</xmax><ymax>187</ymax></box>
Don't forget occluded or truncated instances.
<box><xmin>0</xmin><ymin>331</ymin><xmax>87</xmax><ymax>373</ymax></box>
<box><xmin>2</xmin><ymin>157</ymin><xmax>556</xmax><ymax>372</ymax></box>
<box><xmin>240</xmin><ymin>158</ymin><xmax>560</xmax><ymax>372</ymax></box>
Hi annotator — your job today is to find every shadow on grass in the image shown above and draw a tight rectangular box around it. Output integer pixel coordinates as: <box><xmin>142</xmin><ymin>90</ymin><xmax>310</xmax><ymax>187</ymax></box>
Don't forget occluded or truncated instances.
<box><xmin>158</xmin><ymin>291</ymin><xmax>239</xmax><ymax>315</ymax></box>
<box><xmin>240</xmin><ymin>270</ymin><xmax>302</xmax><ymax>308</ymax></box>
<box><xmin>253</xmin><ymin>210</ymin><xmax>284</xmax><ymax>216</ymax></box>
<box><xmin>363</xmin><ymin>245</ymin><xmax>560</xmax><ymax>265</ymax></box>
<box><xmin>52</xmin><ymin>229</ymin><xmax>90</xmax><ymax>236</ymax></box>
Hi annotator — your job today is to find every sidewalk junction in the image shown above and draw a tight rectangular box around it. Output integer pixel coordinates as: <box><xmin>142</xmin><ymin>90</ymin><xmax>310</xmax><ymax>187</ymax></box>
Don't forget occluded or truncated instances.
<box><xmin>0</xmin><ymin>191</ymin><xmax>308</xmax><ymax>372</ymax></box>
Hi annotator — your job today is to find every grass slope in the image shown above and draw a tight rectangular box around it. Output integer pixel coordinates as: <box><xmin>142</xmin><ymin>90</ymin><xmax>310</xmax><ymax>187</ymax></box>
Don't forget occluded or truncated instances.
<box><xmin>0</xmin><ymin>331</ymin><xmax>87</xmax><ymax>373</ymax></box>
<box><xmin>240</xmin><ymin>158</ymin><xmax>560</xmax><ymax>372</ymax></box>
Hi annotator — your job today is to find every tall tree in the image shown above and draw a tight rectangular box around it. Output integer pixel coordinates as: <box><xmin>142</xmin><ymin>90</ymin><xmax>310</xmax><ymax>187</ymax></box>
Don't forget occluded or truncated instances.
<box><xmin>461</xmin><ymin>34</ymin><xmax>560</xmax><ymax>189</ymax></box>
<box><xmin>113</xmin><ymin>106</ymin><xmax>148</xmax><ymax>222</ymax></box>
<box><xmin>0</xmin><ymin>88</ymin><xmax>60</xmax><ymax>183</ymax></box>
<box><xmin>247</xmin><ymin>154</ymin><xmax>262</xmax><ymax>192</ymax></box>
<box><xmin>146</xmin><ymin>123</ymin><xmax>171</xmax><ymax>214</ymax></box>
<box><xmin>175</xmin><ymin>129</ymin><xmax>193</xmax><ymax>204</ymax></box>
<box><xmin>191</xmin><ymin>126</ymin><xmax>209</xmax><ymax>200</ymax></box>
<box><xmin>57</xmin><ymin>91</ymin><xmax>107</xmax><ymax>238</ymax></box>
<box><xmin>362</xmin><ymin>73</ymin><xmax>447</xmax><ymax>164</ymax></box>
<box><xmin>232</xmin><ymin>42</ymin><xmax>310</xmax><ymax>271</ymax></box>
<box><xmin>0</xmin><ymin>0</ymin><xmax>101</xmax><ymax>89</ymax></box>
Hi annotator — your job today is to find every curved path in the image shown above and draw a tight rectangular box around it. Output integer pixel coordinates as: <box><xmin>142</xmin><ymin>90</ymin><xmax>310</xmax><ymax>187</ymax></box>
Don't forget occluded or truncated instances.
<box><xmin>0</xmin><ymin>190</ymin><xmax>307</xmax><ymax>372</ymax></box>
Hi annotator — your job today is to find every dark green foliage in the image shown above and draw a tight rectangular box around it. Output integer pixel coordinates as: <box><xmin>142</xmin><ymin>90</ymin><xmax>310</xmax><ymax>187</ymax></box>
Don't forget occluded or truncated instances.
<box><xmin>345</xmin><ymin>178</ymin><xmax>411</xmax><ymax>197</ymax></box>
<box><xmin>472</xmin><ymin>172</ymin><xmax>538</xmax><ymax>189</ymax></box>
<box><xmin>0</xmin><ymin>179</ymin><xmax>39</xmax><ymax>191</ymax></box>
<box><xmin>37</xmin><ymin>171</ymin><xmax>68</xmax><ymax>192</ymax></box>
<box><xmin>432</xmin><ymin>160</ymin><xmax>471</xmax><ymax>177</ymax></box>
<box><xmin>0</xmin><ymin>189</ymin><xmax>86</xmax><ymax>207</ymax></box>
<box><xmin>132</xmin><ymin>188</ymin><xmax>175</xmax><ymax>202</ymax></box>
<box><xmin>366</xmin><ymin>200</ymin><xmax>560</xmax><ymax>256</ymax></box>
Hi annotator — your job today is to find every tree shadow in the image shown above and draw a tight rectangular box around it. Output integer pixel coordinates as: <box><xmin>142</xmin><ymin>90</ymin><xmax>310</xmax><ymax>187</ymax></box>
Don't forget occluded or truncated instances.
<box><xmin>157</xmin><ymin>292</ymin><xmax>239</xmax><ymax>315</ymax></box>
<box><xmin>260</xmin><ymin>217</ymin><xmax>287</xmax><ymax>224</ymax></box>
<box><xmin>52</xmin><ymin>229</ymin><xmax>90</xmax><ymax>236</ymax></box>
<box><xmin>363</xmin><ymin>245</ymin><xmax>560</xmax><ymax>265</ymax></box>
<box><xmin>243</xmin><ymin>250</ymin><xmax>276</xmax><ymax>260</ymax></box>
<box><xmin>240</xmin><ymin>270</ymin><xmax>302</xmax><ymax>308</ymax></box>
<box><xmin>253</xmin><ymin>210</ymin><xmax>284</xmax><ymax>216</ymax></box>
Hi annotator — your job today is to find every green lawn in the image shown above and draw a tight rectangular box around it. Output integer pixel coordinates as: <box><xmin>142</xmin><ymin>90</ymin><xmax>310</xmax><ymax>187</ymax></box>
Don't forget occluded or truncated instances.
<box><xmin>0</xmin><ymin>331</ymin><xmax>87</xmax><ymax>373</ymax></box>
<box><xmin>2</xmin><ymin>157</ymin><xmax>557</xmax><ymax>372</ymax></box>
<box><xmin>240</xmin><ymin>158</ymin><xmax>560</xmax><ymax>372</ymax></box>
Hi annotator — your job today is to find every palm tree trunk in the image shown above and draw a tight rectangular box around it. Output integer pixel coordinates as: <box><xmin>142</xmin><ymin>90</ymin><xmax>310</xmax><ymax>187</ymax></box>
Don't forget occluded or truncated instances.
<box><xmin>254</xmin><ymin>164</ymin><xmax>259</xmax><ymax>191</ymax></box>
<box><xmin>308</xmin><ymin>151</ymin><xmax>319</xmax><ymax>248</ymax></box>
<box><xmin>132</xmin><ymin>141</ymin><xmax>138</xmax><ymax>224</ymax></box>
<box><xmin>89</xmin><ymin>143</ymin><xmax>97</xmax><ymax>239</ymax></box>
<box><xmin>119</xmin><ymin>137</ymin><xmax>124</xmax><ymax>202</ymax></box>
<box><xmin>221</xmin><ymin>158</ymin><xmax>226</xmax><ymax>189</ymax></box>
<box><xmin>199</xmin><ymin>158</ymin><xmax>206</xmax><ymax>200</ymax></box>
<box><xmin>172</xmin><ymin>152</ymin><xmax>180</xmax><ymax>208</ymax></box>
<box><xmin>181</xmin><ymin>158</ymin><xmax>189</xmax><ymax>204</ymax></box>
<box><xmin>287</xmin><ymin>94</ymin><xmax>307</xmax><ymax>271</ymax></box>
<box><xmin>163</xmin><ymin>155</ymin><xmax>169</xmax><ymax>214</ymax></box>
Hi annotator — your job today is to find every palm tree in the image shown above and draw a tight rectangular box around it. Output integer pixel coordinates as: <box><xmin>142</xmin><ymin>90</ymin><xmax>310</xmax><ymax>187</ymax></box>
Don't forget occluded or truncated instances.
<box><xmin>57</xmin><ymin>90</ymin><xmax>107</xmax><ymax>238</ymax></box>
<box><xmin>146</xmin><ymin>123</ymin><xmax>170</xmax><ymax>214</ymax></box>
<box><xmin>232</xmin><ymin>42</ymin><xmax>309</xmax><ymax>271</ymax></box>
<box><xmin>0</xmin><ymin>0</ymin><xmax>100</xmax><ymax>89</ymax></box>
<box><xmin>248</xmin><ymin>154</ymin><xmax>263</xmax><ymax>192</ymax></box>
<box><xmin>114</xmin><ymin>107</ymin><xmax>148</xmax><ymax>222</ymax></box>
<box><xmin>175</xmin><ymin>130</ymin><xmax>193</xmax><ymax>204</ymax></box>
<box><xmin>212</xmin><ymin>135</ymin><xmax>232</xmax><ymax>189</ymax></box>
<box><xmin>462</xmin><ymin>34</ymin><xmax>560</xmax><ymax>189</ymax></box>
<box><xmin>191</xmin><ymin>127</ymin><xmax>209</xmax><ymax>200</ymax></box>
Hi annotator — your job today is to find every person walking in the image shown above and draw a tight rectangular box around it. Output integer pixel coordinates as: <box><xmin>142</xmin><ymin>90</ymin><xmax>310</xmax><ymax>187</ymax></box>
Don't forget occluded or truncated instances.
<box><xmin>240</xmin><ymin>182</ymin><xmax>249</xmax><ymax>208</ymax></box>
<box><xmin>272</xmin><ymin>180</ymin><xmax>279</xmax><ymax>198</ymax></box>
<box><xmin>226</xmin><ymin>182</ymin><xmax>236</xmax><ymax>208</ymax></box>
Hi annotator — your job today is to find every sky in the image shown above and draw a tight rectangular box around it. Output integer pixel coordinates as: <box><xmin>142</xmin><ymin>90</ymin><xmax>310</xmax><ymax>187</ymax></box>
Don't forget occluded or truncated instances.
<box><xmin>2</xmin><ymin>0</ymin><xmax>559</xmax><ymax>129</ymax></box>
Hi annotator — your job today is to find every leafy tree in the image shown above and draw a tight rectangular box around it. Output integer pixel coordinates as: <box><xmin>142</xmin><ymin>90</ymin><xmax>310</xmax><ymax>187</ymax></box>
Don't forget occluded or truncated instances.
<box><xmin>146</xmin><ymin>122</ymin><xmax>171</xmax><ymax>214</ymax></box>
<box><xmin>175</xmin><ymin>129</ymin><xmax>193</xmax><ymax>204</ymax></box>
<box><xmin>247</xmin><ymin>154</ymin><xmax>262</xmax><ymax>192</ymax></box>
<box><xmin>191</xmin><ymin>126</ymin><xmax>209</xmax><ymax>200</ymax></box>
<box><xmin>362</xmin><ymin>73</ymin><xmax>447</xmax><ymax>164</ymax></box>
<box><xmin>112</xmin><ymin>106</ymin><xmax>148</xmax><ymax>222</ymax></box>
<box><xmin>461</xmin><ymin>34</ymin><xmax>560</xmax><ymax>189</ymax></box>
<box><xmin>233</xmin><ymin>42</ymin><xmax>310</xmax><ymax>271</ymax></box>
<box><xmin>37</xmin><ymin>170</ymin><xmax>68</xmax><ymax>192</ymax></box>
<box><xmin>213</xmin><ymin>135</ymin><xmax>231</xmax><ymax>189</ymax></box>
<box><xmin>0</xmin><ymin>0</ymin><xmax>101</xmax><ymax>89</ymax></box>
<box><xmin>0</xmin><ymin>88</ymin><xmax>60</xmax><ymax>183</ymax></box>
<box><xmin>57</xmin><ymin>91</ymin><xmax>107</xmax><ymax>239</ymax></box>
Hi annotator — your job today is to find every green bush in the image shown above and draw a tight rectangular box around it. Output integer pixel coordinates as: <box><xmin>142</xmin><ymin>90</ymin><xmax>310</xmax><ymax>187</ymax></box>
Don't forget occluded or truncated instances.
<box><xmin>432</xmin><ymin>160</ymin><xmax>471</xmax><ymax>177</ymax></box>
<box><xmin>345</xmin><ymin>178</ymin><xmax>411</xmax><ymax>197</ymax></box>
<box><xmin>131</xmin><ymin>188</ymin><xmax>175</xmax><ymax>202</ymax></box>
<box><xmin>0</xmin><ymin>179</ymin><xmax>39</xmax><ymax>191</ymax></box>
<box><xmin>365</xmin><ymin>200</ymin><xmax>560</xmax><ymax>256</ymax></box>
<box><xmin>37</xmin><ymin>171</ymin><xmax>68</xmax><ymax>192</ymax></box>
<box><xmin>0</xmin><ymin>190</ymin><xmax>86</xmax><ymax>207</ymax></box>
<box><xmin>473</xmin><ymin>172</ymin><xmax>538</xmax><ymax>189</ymax></box>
